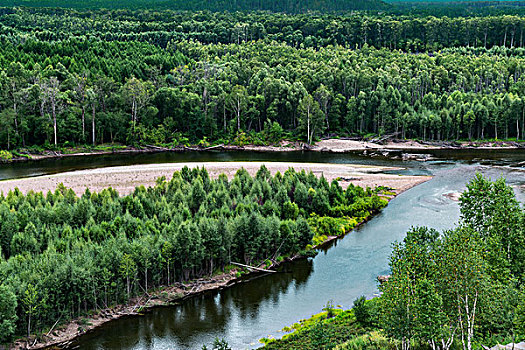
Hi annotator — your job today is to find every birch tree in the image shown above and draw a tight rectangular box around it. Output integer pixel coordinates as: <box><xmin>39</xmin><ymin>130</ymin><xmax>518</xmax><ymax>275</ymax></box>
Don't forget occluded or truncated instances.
<box><xmin>298</xmin><ymin>94</ymin><xmax>324</xmax><ymax>144</ymax></box>
<box><xmin>438</xmin><ymin>227</ymin><xmax>489</xmax><ymax>350</ymax></box>
<box><xmin>86</xmin><ymin>88</ymin><xmax>97</xmax><ymax>145</ymax></box>
<box><xmin>122</xmin><ymin>77</ymin><xmax>152</xmax><ymax>126</ymax></box>
<box><xmin>40</xmin><ymin>77</ymin><xmax>62</xmax><ymax>146</ymax></box>
<box><xmin>72</xmin><ymin>72</ymin><xmax>88</xmax><ymax>141</ymax></box>
<box><xmin>227</xmin><ymin>85</ymin><xmax>248</xmax><ymax>132</ymax></box>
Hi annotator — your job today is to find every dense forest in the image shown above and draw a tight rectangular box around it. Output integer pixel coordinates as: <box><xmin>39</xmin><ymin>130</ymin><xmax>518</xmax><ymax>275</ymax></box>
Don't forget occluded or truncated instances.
<box><xmin>0</xmin><ymin>0</ymin><xmax>390</xmax><ymax>12</ymax></box>
<box><xmin>266</xmin><ymin>175</ymin><xmax>525</xmax><ymax>350</ymax></box>
<box><xmin>1</xmin><ymin>8</ymin><xmax>525</xmax><ymax>153</ymax></box>
<box><xmin>0</xmin><ymin>165</ymin><xmax>387</xmax><ymax>342</ymax></box>
<box><xmin>0</xmin><ymin>0</ymin><xmax>524</xmax><ymax>348</ymax></box>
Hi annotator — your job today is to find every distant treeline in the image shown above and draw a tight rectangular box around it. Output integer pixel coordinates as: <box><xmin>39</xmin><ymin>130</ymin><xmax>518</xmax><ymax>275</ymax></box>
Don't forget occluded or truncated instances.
<box><xmin>390</xmin><ymin>1</ymin><xmax>525</xmax><ymax>16</ymax></box>
<box><xmin>3</xmin><ymin>0</ymin><xmax>525</xmax><ymax>15</ymax></box>
<box><xmin>5</xmin><ymin>8</ymin><xmax>525</xmax><ymax>50</ymax></box>
<box><xmin>0</xmin><ymin>0</ymin><xmax>389</xmax><ymax>12</ymax></box>
<box><xmin>1</xmin><ymin>8</ymin><xmax>525</xmax><ymax>152</ymax></box>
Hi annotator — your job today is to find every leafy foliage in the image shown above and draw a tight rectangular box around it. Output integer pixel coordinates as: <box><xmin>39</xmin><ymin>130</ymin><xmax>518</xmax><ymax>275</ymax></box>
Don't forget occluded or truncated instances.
<box><xmin>381</xmin><ymin>175</ymin><xmax>525</xmax><ymax>350</ymax></box>
<box><xmin>0</xmin><ymin>166</ymin><xmax>384</xmax><ymax>340</ymax></box>
<box><xmin>1</xmin><ymin>9</ymin><xmax>525</xmax><ymax>150</ymax></box>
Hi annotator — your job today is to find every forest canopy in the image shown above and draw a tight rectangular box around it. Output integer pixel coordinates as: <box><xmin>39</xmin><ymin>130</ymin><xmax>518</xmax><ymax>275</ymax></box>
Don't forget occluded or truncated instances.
<box><xmin>0</xmin><ymin>0</ymin><xmax>390</xmax><ymax>11</ymax></box>
<box><xmin>0</xmin><ymin>165</ymin><xmax>387</xmax><ymax>342</ymax></box>
<box><xmin>1</xmin><ymin>8</ymin><xmax>525</xmax><ymax>152</ymax></box>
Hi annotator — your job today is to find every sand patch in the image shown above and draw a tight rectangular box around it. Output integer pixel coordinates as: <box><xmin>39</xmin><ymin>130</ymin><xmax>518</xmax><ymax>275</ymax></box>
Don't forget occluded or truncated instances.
<box><xmin>0</xmin><ymin>161</ymin><xmax>431</xmax><ymax>196</ymax></box>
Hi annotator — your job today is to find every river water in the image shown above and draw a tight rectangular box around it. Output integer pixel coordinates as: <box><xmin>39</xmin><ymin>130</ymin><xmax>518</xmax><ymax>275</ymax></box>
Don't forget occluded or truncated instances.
<box><xmin>1</xmin><ymin>149</ymin><xmax>523</xmax><ymax>350</ymax></box>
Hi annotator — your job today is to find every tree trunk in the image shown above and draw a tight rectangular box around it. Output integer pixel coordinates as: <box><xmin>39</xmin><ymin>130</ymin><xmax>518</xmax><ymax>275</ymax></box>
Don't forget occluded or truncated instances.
<box><xmin>223</xmin><ymin>103</ymin><xmax>227</xmax><ymax>133</ymax></box>
<box><xmin>522</xmin><ymin>107</ymin><xmax>525</xmax><ymax>140</ymax></box>
<box><xmin>92</xmin><ymin>104</ymin><xmax>96</xmax><ymax>145</ymax></box>
<box><xmin>27</xmin><ymin>312</ymin><xmax>31</xmax><ymax>338</ymax></box>
<box><xmin>307</xmin><ymin>106</ymin><xmax>311</xmax><ymax>144</ymax></box>
<box><xmin>13</xmin><ymin>102</ymin><xmax>19</xmax><ymax>139</ymax></box>
<box><xmin>517</xmin><ymin>117</ymin><xmax>520</xmax><ymax>141</ymax></box>
<box><xmin>237</xmin><ymin>99</ymin><xmax>241</xmax><ymax>131</ymax></box>
<box><xmin>52</xmin><ymin>101</ymin><xmax>57</xmax><ymax>146</ymax></box>
<box><xmin>145</xmin><ymin>267</ymin><xmax>148</xmax><ymax>292</ymax></box>
<box><xmin>81</xmin><ymin>105</ymin><xmax>85</xmax><ymax>141</ymax></box>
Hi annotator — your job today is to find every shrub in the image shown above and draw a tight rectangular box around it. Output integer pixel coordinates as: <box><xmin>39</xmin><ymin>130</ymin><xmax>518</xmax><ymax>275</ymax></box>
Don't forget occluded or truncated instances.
<box><xmin>0</xmin><ymin>150</ymin><xmax>13</xmax><ymax>162</ymax></box>
<box><xmin>353</xmin><ymin>296</ymin><xmax>371</xmax><ymax>326</ymax></box>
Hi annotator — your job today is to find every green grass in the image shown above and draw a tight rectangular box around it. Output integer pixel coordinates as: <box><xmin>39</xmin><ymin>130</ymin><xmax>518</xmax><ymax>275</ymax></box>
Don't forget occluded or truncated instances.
<box><xmin>334</xmin><ymin>331</ymin><xmax>391</xmax><ymax>350</ymax></box>
<box><xmin>262</xmin><ymin>309</ymin><xmax>374</xmax><ymax>350</ymax></box>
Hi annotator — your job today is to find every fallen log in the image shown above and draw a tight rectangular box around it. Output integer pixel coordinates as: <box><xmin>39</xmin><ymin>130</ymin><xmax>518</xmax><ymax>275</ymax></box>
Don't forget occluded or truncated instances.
<box><xmin>145</xmin><ymin>145</ymin><xmax>169</xmax><ymax>151</ymax></box>
<box><xmin>45</xmin><ymin>318</ymin><xmax>61</xmax><ymax>337</ymax></box>
<box><xmin>230</xmin><ymin>262</ymin><xmax>276</xmax><ymax>273</ymax></box>
<box><xmin>204</xmin><ymin>144</ymin><xmax>225</xmax><ymax>150</ymax></box>
<box><xmin>369</xmin><ymin>132</ymin><xmax>401</xmax><ymax>144</ymax></box>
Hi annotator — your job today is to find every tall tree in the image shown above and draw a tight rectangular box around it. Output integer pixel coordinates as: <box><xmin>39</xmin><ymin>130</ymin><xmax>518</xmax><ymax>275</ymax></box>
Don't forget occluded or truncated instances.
<box><xmin>227</xmin><ymin>85</ymin><xmax>248</xmax><ymax>132</ymax></box>
<box><xmin>298</xmin><ymin>94</ymin><xmax>324</xmax><ymax>144</ymax></box>
<box><xmin>72</xmin><ymin>72</ymin><xmax>88</xmax><ymax>142</ymax></box>
<box><xmin>122</xmin><ymin>77</ymin><xmax>152</xmax><ymax>127</ymax></box>
<box><xmin>40</xmin><ymin>77</ymin><xmax>62</xmax><ymax>146</ymax></box>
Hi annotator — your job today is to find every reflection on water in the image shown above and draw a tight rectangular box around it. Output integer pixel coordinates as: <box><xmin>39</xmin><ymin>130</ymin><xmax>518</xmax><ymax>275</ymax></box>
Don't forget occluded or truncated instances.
<box><xmin>0</xmin><ymin>148</ymin><xmax>523</xmax><ymax>181</ymax></box>
<box><xmin>0</xmin><ymin>149</ymin><xmax>523</xmax><ymax>350</ymax></box>
<box><xmin>73</xmin><ymin>259</ymin><xmax>314</xmax><ymax>349</ymax></box>
<box><xmin>0</xmin><ymin>150</ymin><xmax>427</xmax><ymax>181</ymax></box>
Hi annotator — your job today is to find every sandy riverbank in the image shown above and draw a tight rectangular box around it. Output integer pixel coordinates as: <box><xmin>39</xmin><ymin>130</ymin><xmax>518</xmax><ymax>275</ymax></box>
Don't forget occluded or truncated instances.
<box><xmin>4</xmin><ymin>138</ymin><xmax>524</xmax><ymax>164</ymax></box>
<box><xmin>311</xmin><ymin>138</ymin><xmax>524</xmax><ymax>152</ymax></box>
<box><xmin>0</xmin><ymin>161</ymin><xmax>431</xmax><ymax>196</ymax></box>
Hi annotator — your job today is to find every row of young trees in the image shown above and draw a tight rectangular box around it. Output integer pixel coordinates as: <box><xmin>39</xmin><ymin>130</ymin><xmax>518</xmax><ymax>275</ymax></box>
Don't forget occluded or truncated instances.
<box><xmin>1</xmin><ymin>38</ymin><xmax>525</xmax><ymax>149</ymax></box>
<box><xmin>5</xmin><ymin>9</ymin><xmax>525</xmax><ymax>52</ymax></box>
<box><xmin>6</xmin><ymin>0</ymin><xmax>525</xmax><ymax>14</ymax></box>
<box><xmin>0</xmin><ymin>0</ymin><xmax>388</xmax><ymax>12</ymax></box>
<box><xmin>381</xmin><ymin>175</ymin><xmax>525</xmax><ymax>350</ymax></box>
<box><xmin>0</xmin><ymin>165</ymin><xmax>387</xmax><ymax>342</ymax></box>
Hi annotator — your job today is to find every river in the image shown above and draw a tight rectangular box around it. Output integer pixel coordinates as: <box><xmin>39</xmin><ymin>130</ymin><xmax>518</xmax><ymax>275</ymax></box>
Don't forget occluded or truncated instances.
<box><xmin>1</xmin><ymin>149</ymin><xmax>524</xmax><ymax>350</ymax></box>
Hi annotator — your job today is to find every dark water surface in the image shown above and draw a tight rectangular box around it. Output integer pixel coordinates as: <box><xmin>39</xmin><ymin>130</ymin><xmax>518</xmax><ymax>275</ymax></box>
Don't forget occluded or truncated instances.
<box><xmin>0</xmin><ymin>148</ymin><xmax>523</xmax><ymax>181</ymax></box>
<box><xmin>1</xmin><ymin>149</ymin><xmax>523</xmax><ymax>350</ymax></box>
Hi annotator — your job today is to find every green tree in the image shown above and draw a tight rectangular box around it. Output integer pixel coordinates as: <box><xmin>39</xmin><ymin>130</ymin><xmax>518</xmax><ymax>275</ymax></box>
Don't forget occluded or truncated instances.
<box><xmin>460</xmin><ymin>174</ymin><xmax>524</xmax><ymax>279</ymax></box>
<box><xmin>298</xmin><ymin>94</ymin><xmax>324</xmax><ymax>145</ymax></box>
<box><xmin>22</xmin><ymin>284</ymin><xmax>41</xmax><ymax>338</ymax></box>
<box><xmin>0</xmin><ymin>284</ymin><xmax>17</xmax><ymax>343</ymax></box>
<box><xmin>120</xmin><ymin>253</ymin><xmax>137</xmax><ymax>300</ymax></box>
<box><xmin>227</xmin><ymin>85</ymin><xmax>248</xmax><ymax>132</ymax></box>
<box><xmin>353</xmin><ymin>296</ymin><xmax>372</xmax><ymax>326</ymax></box>
<box><xmin>413</xmin><ymin>279</ymin><xmax>453</xmax><ymax>350</ymax></box>
<box><xmin>438</xmin><ymin>227</ymin><xmax>489</xmax><ymax>350</ymax></box>
<box><xmin>515</xmin><ymin>287</ymin><xmax>525</xmax><ymax>336</ymax></box>
<box><xmin>122</xmin><ymin>77</ymin><xmax>152</xmax><ymax>138</ymax></box>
